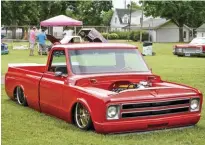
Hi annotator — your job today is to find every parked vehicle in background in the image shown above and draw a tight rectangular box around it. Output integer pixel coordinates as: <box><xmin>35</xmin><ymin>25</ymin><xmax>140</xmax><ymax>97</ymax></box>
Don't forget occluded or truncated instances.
<box><xmin>173</xmin><ymin>37</ymin><xmax>205</xmax><ymax>57</ymax></box>
<box><xmin>5</xmin><ymin>42</ymin><xmax>203</xmax><ymax>134</ymax></box>
<box><xmin>43</xmin><ymin>28</ymin><xmax>107</xmax><ymax>55</ymax></box>
<box><xmin>1</xmin><ymin>35</ymin><xmax>9</xmax><ymax>55</ymax></box>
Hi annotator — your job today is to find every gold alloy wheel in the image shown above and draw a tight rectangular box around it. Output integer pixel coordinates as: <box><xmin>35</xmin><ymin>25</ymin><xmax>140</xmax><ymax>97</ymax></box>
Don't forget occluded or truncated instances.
<box><xmin>75</xmin><ymin>103</ymin><xmax>91</xmax><ymax>129</ymax></box>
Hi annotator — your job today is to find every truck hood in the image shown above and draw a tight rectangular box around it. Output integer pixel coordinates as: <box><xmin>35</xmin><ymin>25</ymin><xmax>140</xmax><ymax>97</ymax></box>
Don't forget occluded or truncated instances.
<box><xmin>46</xmin><ymin>34</ymin><xmax>60</xmax><ymax>44</ymax></box>
<box><xmin>75</xmin><ymin>85</ymin><xmax>198</xmax><ymax>102</ymax></box>
<box><xmin>175</xmin><ymin>44</ymin><xmax>202</xmax><ymax>48</ymax></box>
<box><xmin>108</xmin><ymin>87</ymin><xmax>197</xmax><ymax>102</ymax></box>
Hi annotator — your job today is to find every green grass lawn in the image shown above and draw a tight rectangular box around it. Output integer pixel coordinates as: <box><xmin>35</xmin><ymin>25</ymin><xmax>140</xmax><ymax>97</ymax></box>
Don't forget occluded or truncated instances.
<box><xmin>1</xmin><ymin>41</ymin><xmax>205</xmax><ymax>145</ymax></box>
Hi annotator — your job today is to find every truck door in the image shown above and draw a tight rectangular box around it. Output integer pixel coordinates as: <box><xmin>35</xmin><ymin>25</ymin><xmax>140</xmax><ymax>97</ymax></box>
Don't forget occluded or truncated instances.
<box><xmin>40</xmin><ymin>49</ymin><xmax>68</xmax><ymax>118</ymax></box>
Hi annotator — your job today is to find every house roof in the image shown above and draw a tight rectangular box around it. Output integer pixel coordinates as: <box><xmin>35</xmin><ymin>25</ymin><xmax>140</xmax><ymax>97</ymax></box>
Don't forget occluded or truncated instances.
<box><xmin>123</xmin><ymin>18</ymin><xmax>192</xmax><ymax>31</ymax></box>
<box><xmin>141</xmin><ymin>18</ymin><xmax>169</xmax><ymax>29</ymax></box>
<box><xmin>130</xmin><ymin>10</ymin><xmax>142</xmax><ymax>17</ymax></box>
<box><xmin>196</xmin><ymin>23</ymin><xmax>205</xmax><ymax>32</ymax></box>
<box><xmin>115</xmin><ymin>8</ymin><xmax>136</xmax><ymax>23</ymax></box>
<box><xmin>123</xmin><ymin>18</ymin><xmax>169</xmax><ymax>29</ymax></box>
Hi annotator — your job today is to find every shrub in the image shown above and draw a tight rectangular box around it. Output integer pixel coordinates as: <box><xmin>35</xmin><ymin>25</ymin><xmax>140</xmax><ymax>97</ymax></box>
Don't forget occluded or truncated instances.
<box><xmin>108</xmin><ymin>33</ymin><xmax>119</xmax><ymax>39</ymax></box>
<box><xmin>113</xmin><ymin>31</ymin><xmax>130</xmax><ymax>39</ymax></box>
<box><xmin>101</xmin><ymin>33</ymin><xmax>109</xmax><ymax>39</ymax></box>
<box><xmin>142</xmin><ymin>32</ymin><xmax>149</xmax><ymax>41</ymax></box>
<box><xmin>130</xmin><ymin>31</ymin><xmax>140</xmax><ymax>41</ymax></box>
<box><xmin>101</xmin><ymin>31</ymin><xmax>149</xmax><ymax>41</ymax></box>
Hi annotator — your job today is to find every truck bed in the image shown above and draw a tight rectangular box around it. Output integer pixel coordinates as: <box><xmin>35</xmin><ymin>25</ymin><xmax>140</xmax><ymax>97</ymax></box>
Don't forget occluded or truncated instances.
<box><xmin>8</xmin><ymin>63</ymin><xmax>46</xmax><ymax>73</ymax></box>
<box><xmin>5</xmin><ymin>63</ymin><xmax>46</xmax><ymax>111</ymax></box>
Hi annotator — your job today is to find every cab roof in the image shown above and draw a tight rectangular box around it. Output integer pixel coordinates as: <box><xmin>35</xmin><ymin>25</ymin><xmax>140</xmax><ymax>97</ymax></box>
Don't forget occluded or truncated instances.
<box><xmin>53</xmin><ymin>43</ymin><xmax>137</xmax><ymax>50</ymax></box>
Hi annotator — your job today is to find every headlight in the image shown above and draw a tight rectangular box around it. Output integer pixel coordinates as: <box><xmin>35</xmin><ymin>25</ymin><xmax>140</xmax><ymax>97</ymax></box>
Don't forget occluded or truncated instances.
<box><xmin>178</xmin><ymin>48</ymin><xmax>182</xmax><ymax>52</ymax></box>
<box><xmin>173</xmin><ymin>46</ymin><xmax>176</xmax><ymax>52</ymax></box>
<box><xmin>196</xmin><ymin>47</ymin><xmax>202</xmax><ymax>53</ymax></box>
<box><xmin>190</xmin><ymin>98</ymin><xmax>200</xmax><ymax>112</ymax></box>
<box><xmin>107</xmin><ymin>105</ymin><xmax>119</xmax><ymax>120</ymax></box>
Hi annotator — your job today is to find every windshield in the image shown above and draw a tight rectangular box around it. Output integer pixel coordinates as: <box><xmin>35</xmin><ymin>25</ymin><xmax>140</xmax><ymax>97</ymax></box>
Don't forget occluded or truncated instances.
<box><xmin>190</xmin><ymin>38</ymin><xmax>205</xmax><ymax>44</ymax></box>
<box><xmin>69</xmin><ymin>48</ymin><xmax>149</xmax><ymax>74</ymax></box>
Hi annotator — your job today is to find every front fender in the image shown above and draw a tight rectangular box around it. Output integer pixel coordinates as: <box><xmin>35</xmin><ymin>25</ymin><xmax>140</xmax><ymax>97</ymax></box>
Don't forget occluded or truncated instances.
<box><xmin>76</xmin><ymin>98</ymin><xmax>92</xmax><ymax>115</ymax></box>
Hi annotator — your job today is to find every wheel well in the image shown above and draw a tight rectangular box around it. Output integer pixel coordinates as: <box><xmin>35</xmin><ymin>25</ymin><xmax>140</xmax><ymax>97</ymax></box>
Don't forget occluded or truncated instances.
<box><xmin>13</xmin><ymin>86</ymin><xmax>18</xmax><ymax>99</ymax></box>
<box><xmin>71</xmin><ymin>103</ymin><xmax>77</xmax><ymax>124</ymax></box>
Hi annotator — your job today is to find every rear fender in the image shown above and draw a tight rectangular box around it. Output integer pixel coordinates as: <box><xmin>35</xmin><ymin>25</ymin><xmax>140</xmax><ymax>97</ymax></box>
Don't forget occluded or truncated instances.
<box><xmin>13</xmin><ymin>83</ymin><xmax>27</xmax><ymax>100</ymax></box>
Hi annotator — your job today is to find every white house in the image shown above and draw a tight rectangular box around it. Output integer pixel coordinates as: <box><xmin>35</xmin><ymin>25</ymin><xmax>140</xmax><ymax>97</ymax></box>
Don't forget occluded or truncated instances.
<box><xmin>110</xmin><ymin>9</ymin><xmax>153</xmax><ymax>31</ymax></box>
<box><xmin>196</xmin><ymin>24</ymin><xmax>205</xmax><ymax>37</ymax></box>
<box><xmin>123</xmin><ymin>18</ymin><xmax>193</xmax><ymax>42</ymax></box>
<box><xmin>110</xmin><ymin>9</ymin><xmax>131</xmax><ymax>31</ymax></box>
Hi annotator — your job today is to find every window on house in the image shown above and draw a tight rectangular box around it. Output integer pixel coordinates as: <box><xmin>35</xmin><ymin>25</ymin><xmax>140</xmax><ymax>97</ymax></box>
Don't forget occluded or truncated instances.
<box><xmin>124</xmin><ymin>16</ymin><xmax>128</xmax><ymax>23</ymax></box>
<box><xmin>183</xmin><ymin>31</ymin><xmax>186</xmax><ymax>39</ymax></box>
<box><xmin>115</xmin><ymin>17</ymin><xmax>117</xmax><ymax>23</ymax></box>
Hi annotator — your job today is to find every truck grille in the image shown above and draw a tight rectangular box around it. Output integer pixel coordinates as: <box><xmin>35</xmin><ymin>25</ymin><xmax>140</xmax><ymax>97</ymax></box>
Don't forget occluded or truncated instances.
<box><xmin>176</xmin><ymin>48</ymin><xmax>201</xmax><ymax>54</ymax></box>
<box><xmin>121</xmin><ymin>99</ymin><xmax>190</xmax><ymax>118</ymax></box>
<box><xmin>183</xmin><ymin>48</ymin><xmax>201</xmax><ymax>53</ymax></box>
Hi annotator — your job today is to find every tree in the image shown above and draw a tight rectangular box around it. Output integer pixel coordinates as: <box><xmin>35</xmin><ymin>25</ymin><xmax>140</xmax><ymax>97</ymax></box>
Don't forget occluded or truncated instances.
<box><xmin>1</xmin><ymin>1</ymin><xmax>113</xmax><ymax>38</ymax></box>
<box><xmin>101</xmin><ymin>10</ymin><xmax>114</xmax><ymax>26</ymax></box>
<box><xmin>72</xmin><ymin>1</ymin><xmax>113</xmax><ymax>25</ymax></box>
<box><xmin>1</xmin><ymin>1</ymin><xmax>71</xmax><ymax>38</ymax></box>
<box><xmin>142</xmin><ymin>1</ymin><xmax>205</xmax><ymax>42</ymax></box>
<box><xmin>130</xmin><ymin>1</ymin><xmax>141</xmax><ymax>10</ymax></box>
<box><xmin>1</xmin><ymin>1</ymin><xmax>39</xmax><ymax>39</ymax></box>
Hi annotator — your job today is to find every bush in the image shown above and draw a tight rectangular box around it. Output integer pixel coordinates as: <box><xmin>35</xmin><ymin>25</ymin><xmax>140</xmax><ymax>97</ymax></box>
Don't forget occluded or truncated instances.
<box><xmin>130</xmin><ymin>31</ymin><xmax>140</xmax><ymax>41</ymax></box>
<box><xmin>112</xmin><ymin>31</ymin><xmax>130</xmax><ymax>39</ymax></box>
<box><xmin>101</xmin><ymin>33</ymin><xmax>109</xmax><ymax>39</ymax></box>
<box><xmin>142</xmin><ymin>32</ymin><xmax>149</xmax><ymax>41</ymax></box>
<box><xmin>101</xmin><ymin>31</ymin><xmax>149</xmax><ymax>41</ymax></box>
<box><xmin>108</xmin><ymin>33</ymin><xmax>119</xmax><ymax>40</ymax></box>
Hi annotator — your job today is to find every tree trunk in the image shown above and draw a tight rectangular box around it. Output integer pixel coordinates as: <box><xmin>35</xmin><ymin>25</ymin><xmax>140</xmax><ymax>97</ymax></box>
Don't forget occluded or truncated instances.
<box><xmin>21</xmin><ymin>27</ymin><xmax>25</xmax><ymax>39</ymax></box>
<box><xmin>6</xmin><ymin>27</ymin><xmax>8</xmax><ymax>35</ymax></box>
<box><xmin>12</xmin><ymin>27</ymin><xmax>16</xmax><ymax>39</ymax></box>
<box><xmin>23</xmin><ymin>27</ymin><xmax>29</xmax><ymax>40</ymax></box>
<box><xmin>179</xmin><ymin>25</ymin><xmax>184</xmax><ymax>42</ymax></box>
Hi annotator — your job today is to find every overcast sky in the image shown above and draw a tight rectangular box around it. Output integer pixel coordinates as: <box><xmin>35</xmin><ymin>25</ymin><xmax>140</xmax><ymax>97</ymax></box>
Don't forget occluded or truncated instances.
<box><xmin>112</xmin><ymin>0</ymin><xmax>140</xmax><ymax>9</ymax></box>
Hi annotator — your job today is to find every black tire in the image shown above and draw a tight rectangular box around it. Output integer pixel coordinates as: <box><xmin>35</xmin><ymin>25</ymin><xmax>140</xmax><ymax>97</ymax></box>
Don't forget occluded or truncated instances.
<box><xmin>16</xmin><ymin>86</ymin><xmax>28</xmax><ymax>106</ymax></box>
<box><xmin>177</xmin><ymin>54</ymin><xmax>184</xmax><ymax>57</ymax></box>
<box><xmin>74</xmin><ymin>103</ymin><xmax>92</xmax><ymax>130</ymax></box>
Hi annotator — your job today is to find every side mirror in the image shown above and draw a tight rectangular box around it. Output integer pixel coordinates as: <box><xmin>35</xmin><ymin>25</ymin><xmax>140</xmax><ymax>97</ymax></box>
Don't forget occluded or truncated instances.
<box><xmin>55</xmin><ymin>71</ymin><xmax>63</xmax><ymax>77</ymax></box>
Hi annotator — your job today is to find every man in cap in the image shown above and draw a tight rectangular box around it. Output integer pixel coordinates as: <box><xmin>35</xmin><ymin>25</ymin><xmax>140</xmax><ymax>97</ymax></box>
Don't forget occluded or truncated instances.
<box><xmin>29</xmin><ymin>26</ymin><xmax>36</xmax><ymax>56</ymax></box>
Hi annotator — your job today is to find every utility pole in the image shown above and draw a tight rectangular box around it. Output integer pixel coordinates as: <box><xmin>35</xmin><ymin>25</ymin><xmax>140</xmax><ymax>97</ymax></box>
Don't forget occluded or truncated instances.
<box><xmin>140</xmin><ymin>0</ymin><xmax>144</xmax><ymax>42</ymax></box>
<box><xmin>129</xmin><ymin>2</ymin><xmax>132</xmax><ymax>33</ymax></box>
<box><xmin>128</xmin><ymin>2</ymin><xmax>132</xmax><ymax>41</ymax></box>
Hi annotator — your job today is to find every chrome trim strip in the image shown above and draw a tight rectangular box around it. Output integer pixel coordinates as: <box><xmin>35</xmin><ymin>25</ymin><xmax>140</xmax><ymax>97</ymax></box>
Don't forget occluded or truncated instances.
<box><xmin>121</xmin><ymin>106</ymin><xmax>190</xmax><ymax>118</ymax></box>
<box><xmin>121</xmin><ymin>98</ymin><xmax>190</xmax><ymax>109</ymax></box>
<box><xmin>121</xmin><ymin>105</ymin><xmax>190</xmax><ymax>113</ymax></box>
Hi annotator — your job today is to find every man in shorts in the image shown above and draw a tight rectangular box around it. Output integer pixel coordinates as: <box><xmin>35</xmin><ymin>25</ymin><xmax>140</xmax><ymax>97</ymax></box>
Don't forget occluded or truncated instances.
<box><xmin>29</xmin><ymin>26</ymin><xmax>36</xmax><ymax>56</ymax></box>
<box><xmin>37</xmin><ymin>29</ymin><xmax>47</xmax><ymax>55</ymax></box>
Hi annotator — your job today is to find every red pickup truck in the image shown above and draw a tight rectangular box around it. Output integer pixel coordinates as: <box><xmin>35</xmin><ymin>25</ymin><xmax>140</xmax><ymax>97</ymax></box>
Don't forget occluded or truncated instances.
<box><xmin>5</xmin><ymin>43</ymin><xmax>203</xmax><ymax>134</ymax></box>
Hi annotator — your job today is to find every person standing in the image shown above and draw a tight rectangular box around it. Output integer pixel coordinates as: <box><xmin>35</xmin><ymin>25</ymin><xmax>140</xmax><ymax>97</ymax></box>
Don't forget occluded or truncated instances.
<box><xmin>29</xmin><ymin>26</ymin><xmax>36</xmax><ymax>56</ymax></box>
<box><xmin>37</xmin><ymin>29</ymin><xmax>47</xmax><ymax>55</ymax></box>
